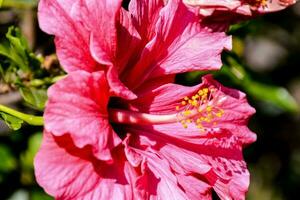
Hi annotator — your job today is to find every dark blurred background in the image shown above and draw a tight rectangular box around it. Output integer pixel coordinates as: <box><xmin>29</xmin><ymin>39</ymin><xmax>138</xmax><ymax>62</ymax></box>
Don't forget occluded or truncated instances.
<box><xmin>0</xmin><ymin>0</ymin><xmax>300</xmax><ymax>199</ymax></box>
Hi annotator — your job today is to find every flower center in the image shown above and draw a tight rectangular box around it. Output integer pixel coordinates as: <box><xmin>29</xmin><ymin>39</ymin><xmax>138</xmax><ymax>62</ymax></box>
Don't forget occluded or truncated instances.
<box><xmin>247</xmin><ymin>0</ymin><xmax>268</xmax><ymax>7</ymax></box>
<box><xmin>109</xmin><ymin>86</ymin><xmax>225</xmax><ymax>132</ymax></box>
<box><xmin>246</xmin><ymin>0</ymin><xmax>295</xmax><ymax>10</ymax></box>
<box><xmin>175</xmin><ymin>86</ymin><xmax>225</xmax><ymax>131</ymax></box>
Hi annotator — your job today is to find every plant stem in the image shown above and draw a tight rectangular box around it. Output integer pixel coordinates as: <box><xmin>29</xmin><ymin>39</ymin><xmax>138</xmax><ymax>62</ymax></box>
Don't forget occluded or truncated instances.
<box><xmin>28</xmin><ymin>75</ymin><xmax>66</xmax><ymax>87</ymax></box>
<box><xmin>0</xmin><ymin>104</ymin><xmax>43</xmax><ymax>126</ymax></box>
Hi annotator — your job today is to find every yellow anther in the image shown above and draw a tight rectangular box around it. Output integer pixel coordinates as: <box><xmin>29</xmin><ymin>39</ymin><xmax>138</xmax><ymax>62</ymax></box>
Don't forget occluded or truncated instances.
<box><xmin>249</xmin><ymin>0</ymin><xmax>268</xmax><ymax>7</ymax></box>
<box><xmin>192</xmin><ymin>95</ymin><xmax>199</xmax><ymax>100</ymax></box>
<box><xmin>216</xmin><ymin>112</ymin><xmax>223</xmax><ymax>117</ymax></box>
<box><xmin>183</xmin><ymin>110</ymin><xmax>191</xmax><ymax>116</ymax></box>
<box><xmin>176</xmin><ymin>87</ymin><xmax>225</xmax><ymax>131</ymax></box>
<box><xmin>191</xmin><ymin>100</ymin><xmax>198</xmax><ymax>106</ymax></box>
<box><xmin>206</xmin><ymin>106</ymin><xmax>212</xmax><ymax>112</ymax></box>
<box><xmin>196</xmin><ymin>124</ymin><xmax>203</xmax><ymax>129</ymax></box>
<box><xmin>215</xmin><ymin>109</ymin><xmax>224</xmax><ymax>117</ymax></box>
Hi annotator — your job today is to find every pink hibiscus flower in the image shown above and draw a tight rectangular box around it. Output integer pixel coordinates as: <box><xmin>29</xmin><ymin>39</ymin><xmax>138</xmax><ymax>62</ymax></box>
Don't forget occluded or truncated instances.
<box><xmin>38</xmin><ymin>0</ymin><xmax>231</xmax><ymax>99</ymax></box>
<box><xmin>184</xmin><ymin>0</ymin><xmax>296</xmax><ymax>16</ymax></box>
<box><xmin>184</xmin><ymin>0</ymin><xmax>296</xmax><ymax>31</ymax></box>
<box><xmin>35</xmin><ymin>71</ymin><xmax>256</xmax><ymax>199</ymax></box>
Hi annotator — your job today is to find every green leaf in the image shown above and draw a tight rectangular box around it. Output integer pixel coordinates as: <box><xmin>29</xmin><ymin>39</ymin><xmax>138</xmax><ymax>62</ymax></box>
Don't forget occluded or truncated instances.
<box><xmin>228</xmin><ymin>21</ymin><xmax>251</xmax><ymax>34</ymax></box>
<box><xmin>0</xmin><ymin>0</ymin><xmax>3</xmax><ymax>7</ymax></box>
<box><xmin>0</xmin><ymin>40</ymin><xmax>27</xmax><ymax>72</ymax></box>
<box><xmin>245</xmin><ymin>81</ymin><xmax>299</xmax><ymax>114</ymax></box>
<box><xmin>6</xmin><ymin>27</ymin><xmax>29</xmax><ymax>59</ymax></box>
<box><xmin>19</xmin><ymin>87</ymin><xmax>47</xmax><ymax>110</ymax></box>
<box><xmin>0</xmin><ymin>144</ymin><xmax>17</xmax><ymax>173</ymax></box>
<box><xmin>0</xmin><ymin>27</ymin><xmax>42</xmax><ymax>85</ymax></box>
<box><xmin>5</xmin><ymin>27</ymin><xmax>30</xmax><ymax>71</ymax></box>
<box><xmin>0</xmin><ymin>112</ymin><xmax>23</xmax><ymax>131</ymax></box>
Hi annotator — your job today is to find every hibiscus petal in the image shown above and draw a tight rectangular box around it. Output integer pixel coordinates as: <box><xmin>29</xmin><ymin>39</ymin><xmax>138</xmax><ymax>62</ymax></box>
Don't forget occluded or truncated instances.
<box><xmin>125</xmin><ymin>0</ymin><xmax>231</xmax><ymax>88</ymax></box>
<box><xmin>102</xmin><ymin>7</ymin><xmax>143</xmax><ymax>100</ymax></box>
<box><xmin>128</xmin><ymin>74</ymin><xmax>256</xmax><ymax>144</ymax></box>
<box><xmin>183</xmin><ymin>0</ymin><xmax>247</xmax><ymax>15</ymax></box>
<box><xmin>176</xmin><ymin>174</ymin><xmax>212</xmax><ymax>200</ymax></box>
<box><xmin>130</xmin><ymin>82</ymin><xmax>200</xmax><ymax>114</ymax></box>
<box><xmin>138</xmin><ymin>152</ymin><xmax>190</xmax><ymax>200</ymax></box>
<box><xmin>34</xmin><ymin>131</ymin><xmax>137</xmax><ymax>200</ymax></box>
<box><xmin>149</xmin><ymin>29</ymin><xmax>231</xmax><ymax>76</ymax></box>
<box><xmin>126</xmin><ymin>126</ymin><xmax>251</xmax><ymax>200</ymax></box>
<box><xmin>129</xmin><ymin>0</ymin><xmax>164</xmax><ymax>42</ymax></box>
<box><xmin>83</xmin><ymin>0</ymin><xmax>122</xmax><ymax>66</ymax></box>
<box><xmin>125</xmin><ymin>134</ymin><xmax>198</xmax><ymax>200</ymax></box>
<box><xmin>106</xmin><ymin>66</ymin><xmax>138</xmax><ymax>99</ymax></box>
<box><xmin>38</xmin><ymin>0</ymin><xmax>97</xmax><ymax>72</ymax></box>
<box><xmin>44</xmin><ymin>71</ymin><xmax>121</xmax><ymax>161</ymax></box>
<box><xmin>125</xmin><ymin>134</ymin><xmax>216</xmax><ymax>200</ymax></box>
<box><xmin>117</xmin><ymin>8</ymin><xmax>142</xmax><ymax>74</ymax></box>
<box><xmin>200</xmin><ymin>75</ymin><xmax>256</xmax><ymax>144</ymax></box>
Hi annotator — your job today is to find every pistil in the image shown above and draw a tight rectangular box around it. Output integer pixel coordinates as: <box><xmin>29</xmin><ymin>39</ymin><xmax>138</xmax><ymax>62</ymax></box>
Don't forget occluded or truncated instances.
<box><xmin>109</xmin><ymin>109</ymin><xmax>179</xmax><ymax>125</ymax></box>
<box><xmin>109</xmin><ymin>86</ymin><xmax>225</xmax><ymax>132</ymax></box>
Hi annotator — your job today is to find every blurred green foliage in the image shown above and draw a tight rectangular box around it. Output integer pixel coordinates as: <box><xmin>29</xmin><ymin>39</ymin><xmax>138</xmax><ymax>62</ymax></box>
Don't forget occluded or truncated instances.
<box><xmin>0</xmin><ymin>144</ymin><xmax>17</xmax><ymax>174</ymax></box>
<box><xmin>223</xmin><ymin>54</ymin><xmax>299</xmax><ymax>114</ymax></box>
<box><xmin>20</xmin><ymin>133</ymin><xmax>41</xmax><ymax>185</ymax></box>
<box><xmin>2</xmin><ymin>0</ymin><xmax>37</xmax><ymax>9</ymax></box>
